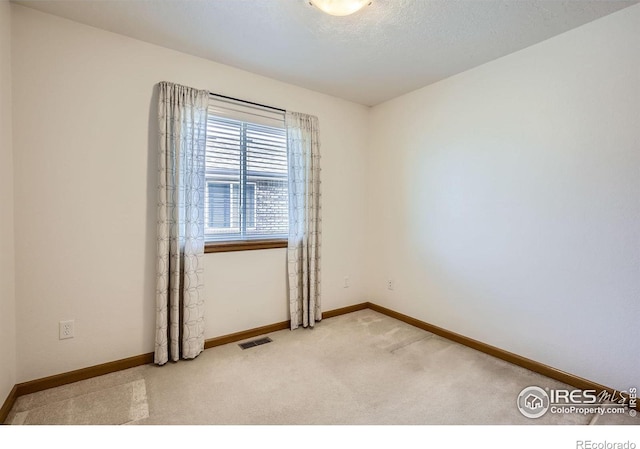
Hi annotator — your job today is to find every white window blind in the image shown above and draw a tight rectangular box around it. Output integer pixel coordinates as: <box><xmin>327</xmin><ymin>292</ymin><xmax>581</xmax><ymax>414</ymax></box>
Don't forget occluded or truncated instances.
<box><xmin>205</xmin><ymin>95</ymin><xmax>288</xmax><ymax>242</ymax></box>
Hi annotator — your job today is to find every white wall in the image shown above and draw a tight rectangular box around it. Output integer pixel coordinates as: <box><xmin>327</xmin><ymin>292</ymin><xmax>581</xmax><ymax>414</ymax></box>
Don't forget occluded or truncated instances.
<box><xmin>0</xmin><ymin>0</ymin><xmax>16</xmax><ymax>403</ymax></box>
<box><xmin>12</xmin><ymin>5</ymin><xmax>369</xmax><ymax>382</ymax></box>
<box><xmin>368</xmin><ymin>4</ymin><xmax>640</xmax><ymax>391</ymax></box>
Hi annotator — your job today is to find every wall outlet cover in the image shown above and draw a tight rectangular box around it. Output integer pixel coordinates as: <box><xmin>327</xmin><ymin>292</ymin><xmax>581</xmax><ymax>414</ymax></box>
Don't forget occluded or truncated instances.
<box><xmin>59</xmin><ymin>320</ymin><xmax>74</xmax><ymax>340</ymax></box>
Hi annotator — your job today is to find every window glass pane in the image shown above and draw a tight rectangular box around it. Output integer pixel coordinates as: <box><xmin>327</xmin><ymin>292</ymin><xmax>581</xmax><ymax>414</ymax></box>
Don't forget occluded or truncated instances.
<box><xmin>209</xmin><ymin>183</ymin><xmax>230</xmax><ymax>228</ymax></box>
<box><xmin>246</xmin><ymin>124</ymin><xmax>288</xmax><ymax>176</ymax></box>
<box><xmin>246</xmin><ymin>183</ymin><xmax>256</xmax><ymax>229</ymax></box>
<box><xmin>205</xmin><ymin>103</ymin><xmax>288</xmax><ymax>242</ymax></box>
<box><xmin>248</xmin><ymin>178</ymin><xmax>288</xmax><ymax>238</ymax></box>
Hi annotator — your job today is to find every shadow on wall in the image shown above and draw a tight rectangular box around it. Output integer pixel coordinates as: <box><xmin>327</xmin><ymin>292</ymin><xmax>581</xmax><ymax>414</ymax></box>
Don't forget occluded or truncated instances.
<box><xmin>144</xmin><ymin>86</ymin><xmax>160</xmax><ymax>347</ymax></box>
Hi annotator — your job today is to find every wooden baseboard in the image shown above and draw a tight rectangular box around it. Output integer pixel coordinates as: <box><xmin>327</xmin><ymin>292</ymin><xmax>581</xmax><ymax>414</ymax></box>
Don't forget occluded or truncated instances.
<box><xmin>15</xmin><ymin>353</ymin><xmax>154</xmax><ymax>398</ymax></box>
<box><xmin>322</xmin><ymin>302</ymin><xmax>369</xmax><ymax>319</ymax></box>
<box><xmin>366</xmin><ymin>302</ymin><xmax>637</xmax><ymax>411</ymax></box>
<box><xmin>2</xmin><ymin>352</ymin><xmax>154</xmax><ymax>424</ymax></box>
<box><xmin>205</xmin><ymin>321</ymin><xmax>290</xmax><ymax>349</ymax></box>
<box><xmin>0</xmin><ymin>385</ymin><xmax>18</xmax><ymax>425</ymax></box>
<box><xmin>204</xmin><ymin>303</ymin><xmax>370</xmax><ymax>349</ymax></box>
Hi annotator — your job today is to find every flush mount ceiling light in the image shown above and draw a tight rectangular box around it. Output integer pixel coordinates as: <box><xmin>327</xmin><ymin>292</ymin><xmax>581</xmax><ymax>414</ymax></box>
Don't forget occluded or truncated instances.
<box><xmin>309</xmin><ymin>0</ymin><xmax>372</xmax><ymax>16</ymax></box>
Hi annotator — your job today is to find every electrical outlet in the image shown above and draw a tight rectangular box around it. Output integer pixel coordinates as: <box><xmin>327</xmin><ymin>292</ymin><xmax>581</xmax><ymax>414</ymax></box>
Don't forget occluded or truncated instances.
<box><xmin>344</xmin><ymin>276</ymin><xmax>350</xmax><ymax>288</ymax></box>
<box><xmin>59</xmin><ymin>320</ymin><xmax>74</xmax><ymax>340</ymax></box>
<box><xmin>387</xmin><ymin>279</ymin><xmax>394</xmax><ymax>291</ymax></box>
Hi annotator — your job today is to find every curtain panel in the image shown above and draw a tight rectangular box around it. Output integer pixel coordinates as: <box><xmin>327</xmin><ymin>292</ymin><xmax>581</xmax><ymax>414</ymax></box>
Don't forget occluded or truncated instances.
<box><xmin>155</xmin><ymin>81</ymin><xmax>208</xmax><ymax>365</ymax></box>
<box><xmin>286</xmin><ymin>112</ymin><xmax>322</xmax><ymax>330</ymax></box>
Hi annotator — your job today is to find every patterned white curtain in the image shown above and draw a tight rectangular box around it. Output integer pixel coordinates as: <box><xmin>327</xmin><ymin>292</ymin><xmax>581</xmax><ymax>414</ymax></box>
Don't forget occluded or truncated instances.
<box><xmin>155</xmin><ymin>82</ymin><xmax>208</xmax><ymax>365</ymax></box>
<box><xmin>286</xmin><ymin>112</ymin><xmax>322</xmax><ymax>330</ymax></box>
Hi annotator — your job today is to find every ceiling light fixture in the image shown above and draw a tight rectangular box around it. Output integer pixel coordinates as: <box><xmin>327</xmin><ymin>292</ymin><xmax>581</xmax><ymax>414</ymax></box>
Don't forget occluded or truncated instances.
<box><xmin>309</xmin><ymin>0</ymin><xmax>372</xmax><ymax>16</ymax></box>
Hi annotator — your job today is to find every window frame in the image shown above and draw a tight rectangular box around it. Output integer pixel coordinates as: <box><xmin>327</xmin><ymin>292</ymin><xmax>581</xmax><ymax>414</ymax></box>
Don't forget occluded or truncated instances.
<box><xmin>205</xmin><ymin>238</ymin><xmax>288</xmax><ymax>253</ymax></box>
<box><xmin>204</xmin><ymin>96</ymin><xmax>289</xmax><ymax>253</ymax></box>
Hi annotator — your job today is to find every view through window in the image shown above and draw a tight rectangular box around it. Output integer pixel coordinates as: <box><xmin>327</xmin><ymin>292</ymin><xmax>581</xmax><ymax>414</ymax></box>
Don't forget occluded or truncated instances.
<box><xmin>205</xmin><ymin>98</ymin><xmax>288</xmax><ymax>242</ymax></box>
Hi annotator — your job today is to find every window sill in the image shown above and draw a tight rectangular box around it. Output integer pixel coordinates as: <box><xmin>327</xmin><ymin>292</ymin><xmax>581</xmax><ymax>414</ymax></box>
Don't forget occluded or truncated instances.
<box><xmin>205</xmin><ymin>239</ymin><xmax>288</xmax><ymax>253</ymax></box>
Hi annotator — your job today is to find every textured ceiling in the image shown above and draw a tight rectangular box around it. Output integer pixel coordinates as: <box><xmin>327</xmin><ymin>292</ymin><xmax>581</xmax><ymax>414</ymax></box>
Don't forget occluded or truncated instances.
<box><xmin>14</xmin><ymin>0</ymin><xmax>639</xmax><ymax>106</ymax></box>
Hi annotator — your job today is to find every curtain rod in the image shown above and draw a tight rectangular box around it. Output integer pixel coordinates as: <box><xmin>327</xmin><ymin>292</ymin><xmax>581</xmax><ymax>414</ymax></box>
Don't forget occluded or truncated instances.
<box><xmin>209</xmin><ymin>92</ymin><xmax>286</xmax><ymax>114</ymax></box>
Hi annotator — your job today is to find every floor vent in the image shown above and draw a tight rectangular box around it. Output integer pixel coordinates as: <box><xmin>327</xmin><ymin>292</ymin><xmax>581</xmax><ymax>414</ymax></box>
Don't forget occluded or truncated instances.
<box><xmin>238</xmin><ymin>337</ymin><xmax>273</xmax><ymax>350</ymax></box>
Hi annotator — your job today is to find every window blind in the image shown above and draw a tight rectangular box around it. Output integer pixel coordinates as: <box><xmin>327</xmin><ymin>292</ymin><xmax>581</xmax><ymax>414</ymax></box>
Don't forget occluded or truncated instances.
<box><xmin>205</xmin><ymin>95</ymin><xmax>288</xmax><ymax>242</ymax></box>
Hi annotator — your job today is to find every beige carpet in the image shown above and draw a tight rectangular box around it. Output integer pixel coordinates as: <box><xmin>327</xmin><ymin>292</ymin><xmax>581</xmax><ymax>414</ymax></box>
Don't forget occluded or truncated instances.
<box><xmin>9</xmin><ymin>379</ymin><xmax>148</xmax><ymax>425</ymax></box>
<box><xmin>5</xmin><ymin>309</ymin><xmax>638</xmax><ymax>425</ymax></box>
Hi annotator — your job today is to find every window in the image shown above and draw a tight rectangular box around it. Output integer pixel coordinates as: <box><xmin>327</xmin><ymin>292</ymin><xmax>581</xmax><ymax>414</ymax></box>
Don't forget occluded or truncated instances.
<box><xmin>205</xmin><ymin>95</ymin><xmax>288</xmax><ymax>251</ymax></box>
